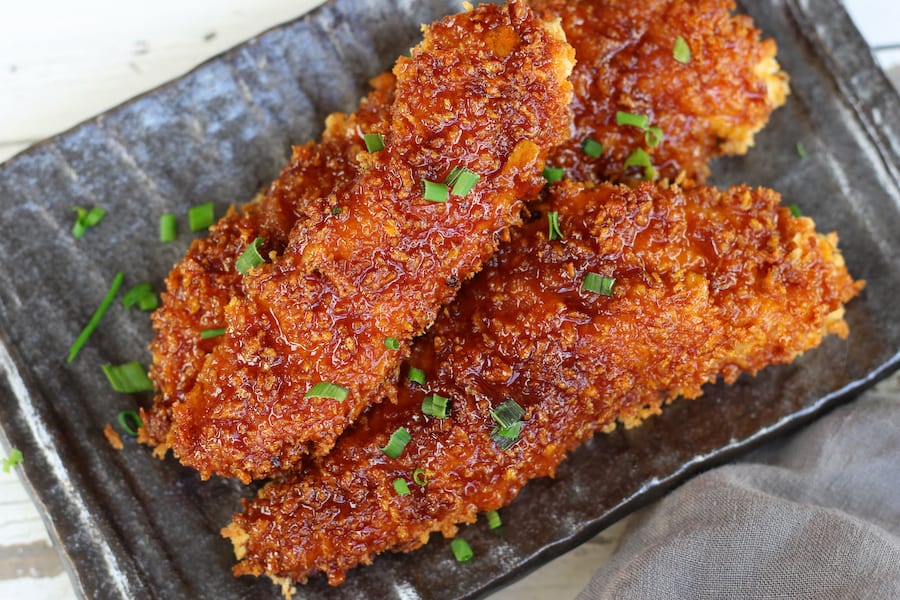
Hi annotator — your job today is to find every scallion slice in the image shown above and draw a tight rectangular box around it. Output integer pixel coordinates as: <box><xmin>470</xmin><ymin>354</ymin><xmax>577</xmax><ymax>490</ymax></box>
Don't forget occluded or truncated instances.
<box><xmin>1</xmin><ymin>448</ymin><xmax>23</xmax><ymax>473</ymax></box>
<box><xmin>582</xmin><ymin>272</ymin><xmax>616</xmax><ymax>296</ymax></box>
<box><xmin>422</xmin><ymin>180</ymin><xmax>449</xmax><ymax>203</ymax></box>
<box><xmin>364</xmin><ymin>133</ymin><xmax>385</xmax><ymax>153</ymax></box>
<box><xmin>380</xmin><ymin>427</ymin><xmax>411</xmax><ymax>459</ymax></box>
<box><xmin>102</xmin><ymin>361</ymin><xmax>154</xmax><ymax>393</ymax></box>
<box><xmin>122</xmin><ymin>282</ymin><xmax>158</xmax><ymax>311</ymax></box>
<box><xmin>542</xmin><ymin>166</ymin><xmax>565</xmax><ymax>183</ymax></box>
<box><xmin>788</xmin><ymin>204</ymin><xmax>802</xmax><ymax>217</ymax></box>
<box><xmin>616</xmin><ymin>111</ymin><xmax>650</xmax><ymax>130</ymax></box>
<box><xmin>490</xmin><ymin>424</ymin><xmax>522</xmax><ymax>450</ymax></box>
<box><xmin>490</xmin><ymin>399</ymin><xmax>525</xmax><ymax>429</ymax></box>
<box><xmin>188</xmin><ymin>202</ymin><xmax>215</xmax><ymax>232</ymax></box>
<box><xmin>71</xmin><ymin>206</ymin><xmax>107</xmax><ymax>239</ymax></box>
<box><xmin>407</xmin><ymin>367</ymin><xmax>426</xmax><ymax>386</ymax></box>
<box><xmin>422</xmin><ymin>393</ymin><xmax>450</xmax><ymax>419</ymax></box>
<box><xmin>796</xmin><ymin>142</ymin><xmax>807</xmax><ymax>158</ymax></box>
<box><xmin>673</xmin><ymin>36</ymin><xmax>691</xmax><ymax>64</ymax></box>
<box><xmin>486</xmin><ymin>510</ymin><xmax>502</xmax><ymax>530</ymax></box>
<box><xmin>236</xmin><ymin>237</ymin><xmax>266</xmax><ymax>275</ymax></box>
<box><xmin>304</xmin><ymin>382</ymin><xmax>349</xmax><ymax>402</ymax></box>
<box><xmin>331</xmin><ymin>206</ymin><xmax>342</xmax><ymax>216</ymax></box>
<box><xmin>200</xmin><ymin>327</ymin><xmax>226</xmax><ymax>339</ymax></box>
<box><xmin>67</xmin><ymin>271</ymin><xmax>124</xmax><ymax>363</ymax></box>
<box><xmin>624</xmin><ymin>148</ymin><xmax>657</xmax><ymax>180</ymax></box>
<box><xmin>413</xmin><ymin>468</ymin><xmax>428</xmax><ymax>486</ymax></box>
<box><xmin>393</xmin><ymin>477</ymin><xmax>411</xmax><ymax>496</ymax></box>
<box><xmin>548</xmin><ymin>211</ymin><xmax>564</xmax><ymax>241</ymax></box>
<box><xmin>384</xmin><ymin>337</ymin><xmax>400</xmax><ymax>350</ymax></box>
<box><xmin>446</xmin><ymin>167</ymin><xmax>480</xmax><ymax>197</ymax></box>
<box><xmin>645</xmin><ymin>126</ymin><xmax>664</xmax><ymax>148</ymax></box>
<box><xmin>160</xmin><ymin>213</ymin><xmax>177</xmax><ymax>242</ymax></box>
<box><xmin>451</xmin><ymin>538</ymin><xmax>474</xmax><ymax>562</ymax></box>
<box><xmin>581</xmin><ymin>137</ymin><xmax>604</xmax><ymax>158</ymax></box>
<box><xmin>117</xmin><ymin>410</ymin><xmax>143</xmax><ymax>436</ymax></box>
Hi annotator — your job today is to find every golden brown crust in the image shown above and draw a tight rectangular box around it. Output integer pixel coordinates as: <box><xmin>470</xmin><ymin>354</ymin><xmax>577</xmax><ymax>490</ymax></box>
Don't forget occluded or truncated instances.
<box><xmin>532</xmin><ymin>0</ymin><xmax>789</xmax><ymax>182</ymax></box>
<box><xmin>166</xmin><ymin>1</ymin><xmax>575</xmax><ymax>482</ymax></box>
<box><xmin>225</xmin><ymin>182</ymin><xmax>862</xmax><ymax>585</ymax></box>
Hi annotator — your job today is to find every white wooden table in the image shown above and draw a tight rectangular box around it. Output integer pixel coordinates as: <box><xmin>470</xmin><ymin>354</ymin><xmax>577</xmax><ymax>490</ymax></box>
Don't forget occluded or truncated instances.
<box><xmin>1</xmin><ymin>1</ymin><xmax>898</xmax><ymax>598</ymax></box>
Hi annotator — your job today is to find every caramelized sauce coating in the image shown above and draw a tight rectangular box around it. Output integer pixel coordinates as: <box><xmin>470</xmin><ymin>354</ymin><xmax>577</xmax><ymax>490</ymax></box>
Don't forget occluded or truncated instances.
<box><xmin>532</xmin><ymin>0</ymin><xmax>789</xmax><ymax>182</ymax></box>
<box><xmin>167</xmin><ymin>1</ymin><xmax>576</xmax><ymax>482</ymax></box>
<box><xmin>141</xmin><ymin>74</ymin><xmax>396</xmax><ymax>448</ymax></box>
<box><xmin>225</xmin><ymin>181</ymin><xmax>862</xmax><ymax>586</ymax></box>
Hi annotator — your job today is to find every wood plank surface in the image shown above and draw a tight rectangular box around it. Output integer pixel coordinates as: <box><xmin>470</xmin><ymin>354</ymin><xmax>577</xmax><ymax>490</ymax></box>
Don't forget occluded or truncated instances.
<box><xmin>0</xmin><ymin>1</ymin><xmax>897</xmax><ymax>599</ymax></box>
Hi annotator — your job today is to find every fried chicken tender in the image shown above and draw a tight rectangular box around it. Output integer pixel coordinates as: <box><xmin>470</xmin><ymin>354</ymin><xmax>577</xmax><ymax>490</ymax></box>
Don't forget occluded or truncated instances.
<box><xmin>532</xmin><ymin>0</ymin><xmax>789</xmax><ymax>182</ymax></box>
<box><xmin>166</xmin><ymin>1</ymin><xmax>576</xmax><ymax>482</ymax></box>
<box><xmin>224</xmin><ymin>181</ymin><xmax>862</xmax><ymax>587</ymax></box>
<box><xmin>141</xmin><ymin>73</ymin><xmax>396</xmax><ymax>448</ymax></box>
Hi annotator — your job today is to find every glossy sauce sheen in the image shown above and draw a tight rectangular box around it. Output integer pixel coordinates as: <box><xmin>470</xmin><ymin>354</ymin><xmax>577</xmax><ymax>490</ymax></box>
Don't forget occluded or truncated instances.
<box><xmin>227</xmin><ymin>182</ymin><xmax>862</xmax><ymax>585</ymax></box>
<box><xmin>533</xmin><ymin>0</ymin><xmax>788</xmax><ymax>182</ymax></box>
<box><xmin>166</xmin><ymin>1</ymin><xmax>576</xmax><ymax>482</ymax></box>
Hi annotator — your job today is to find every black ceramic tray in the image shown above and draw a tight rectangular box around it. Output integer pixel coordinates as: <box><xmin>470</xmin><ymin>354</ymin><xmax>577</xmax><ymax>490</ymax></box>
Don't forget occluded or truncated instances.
<box><xmin>1</xmin><ymin>0</ymin><xmax>898</xmax><ymax>598</ymax></box>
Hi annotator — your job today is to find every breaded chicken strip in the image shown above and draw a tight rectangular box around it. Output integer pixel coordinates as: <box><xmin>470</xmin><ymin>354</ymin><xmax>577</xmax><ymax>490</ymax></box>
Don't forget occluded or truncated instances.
<box><xmin>166</xmin><ymin>1</ymin><xmax>576</xmax><ymax>482</ymax></box>
<box><xmin>224</xmin><ymin>181</ymin><xmax>862</xmax><ymax>587</ymax></box>
<box><xmin>141</xmin><ymin>74</ymin><xmax>395</xmax><ymax>448</ymax></box>
<box><xmin>533</xmin><ymin>0</ymin><xmax>789</xmax><ymax>182</ymax></box>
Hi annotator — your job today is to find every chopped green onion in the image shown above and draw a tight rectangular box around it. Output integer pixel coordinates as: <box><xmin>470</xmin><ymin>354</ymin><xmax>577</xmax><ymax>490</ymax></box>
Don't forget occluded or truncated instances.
<box><xmin>67</xmin><ymin>271</ymin><xmax>124</xmax><ymax>363</ymax></box>
<box><xmin>236</xmin><ymin>237</ymin><xmax>266</xmax><ymax>275</ymax></box>
<box><xmin>413</xmin><ymin>468</ymin><xmax>428</xmax><ymax>486</ymax></box>
<box><xmin>364</xmin><ymin>133</ymin><xmax>385</xmax><ymax>153</ymax></box>
<box><xmin>490</xmin><ymin>423</ymin><xmax>522</xmax><ymax>450</ymax></box>
<box><xmin>384</xmin><ymin>337</ymin><xmax>400</xmax><ymax>350</ymax></box>
<box><xmin>446</xmin><ymin>167</ymin><xmax>480</xmax><ymax>197</ymax></box>
<box><xmin>581</xmin><ymin>137</ymin><xmax>604</xmax><ymax>158</ymax></box>
<box><xmin>304</xmin><ymin>382</ymin><xmax>349</xmax><ymax>402</ymax></box>
<box><xmin>548</xmin><ymin>211</ymin><xmax>564</xmax><ymax>241</ymax></box>
<box><xmin>101</xmin><ymin>361</ymin><xmax>154</xmax><ymax>393</ymax></box>
<box><xmin>645</xmin><ymin>126</ymin><xmax>664</xmax><ymax>148</ymax></box>
<box><xmin>788</xmin><ymin>204</ymin><xmax>802</xmax><ymax>217</ymax></box>
<box><xmin>122</xmin><ymin>282</ymin><xmax>158</xmax><ymax>311</ymax></box>
<box><xmin>188</xmin><ymin>202</ymin><xmax>215</xmax><ymax>232</ymax></box>
<box><xmin>422</xmin><ymin>393</ymin><xmax>450</xmax><ymax>419</ymax></box>
<box><xmin>673</xmin><ymin>36</ymin><xmax>691</xmax><ymax>64</ymax></box>
<box><xmin>71</xmin><ymin>206</ymin><xmax>107</xmax><ymax>239</ymax></box>
<box><xmin>542</xmin><ymin>166</ymin><xmax>565</xmax><ymax>183</ymax></box>
<box><xmin>380</xmin><ymin>427</ymin><xmax>412</xmax><ymax>459</ymax></box>
<box><xmin>490</xmin><ymin>399</ymin><xmax>525</xmax><ymax>429</ymax></box>
<box><xmin>1</xmin><ymin>448</ymin><xmax>23</xmax><ymax>473</ymax></box>
<box><xmin>200</xmin><ymin>328</ymin><xmax>226</xmax><ymax>339</ymax></box>
<box><xmin>117</xmin><ymin>410</ymin><xmax>143</xmax><ymax>436</ymax></box>
<box><xmin>616</xmin><ymin>111</ymin><xmax>650</xmax><ymax>130</ymax></box>
<box><xmin>331</xmin><ymin>206</ymin><xmax>342</xmax><ymax>216</ymax></box>
<box><xmin>393</xmin><ymin>477</ymin><xmax>411</xmax><ymax>496</ymax></box>
<box><xmin>624</xmin><ymin>148</ymin><xmax>657</xmax><ymax>180</ymax></box>
<box><xmin>582</xmin><ymin>272</ymin><xmax>616</xmax><ymax>296</ymax></box>
<box><xmin>159</xmin><ymin>213</ymin><xmax>177</xmax><ymax>242</ymax></box>
<box><xmin>422</xmin><ymin>180</ymin><xmax>449</xmax><ymax>203</ymax></box>
<box><xmin>451</xmin><ymin>538</ymin><xmax>474</xmax><ymax>562</ymax></box>
<box><xmin>486</xmin><ymin>510</ymin><xmax>502</xmax><ymax>530</ymax></box>
<box><xmin>796</xmin><ymin>142</ymin><xmax>807</xmax><ymax>158</ymax></box>
<box><xmin>407</xmin><ymin>367</ymin><xmax>426</xmax><ymax>386</ymax></box>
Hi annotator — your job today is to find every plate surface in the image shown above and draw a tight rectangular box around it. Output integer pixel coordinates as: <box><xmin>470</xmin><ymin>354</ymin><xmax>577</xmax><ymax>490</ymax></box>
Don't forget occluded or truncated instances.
<box><xmin>0</xmin><ymin>0</ymin><xmax>898</xmax><ymax>598</ymax></box>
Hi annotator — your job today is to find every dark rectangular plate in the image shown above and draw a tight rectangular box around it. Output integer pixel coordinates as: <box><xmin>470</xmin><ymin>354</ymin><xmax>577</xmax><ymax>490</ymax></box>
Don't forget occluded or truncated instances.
<box><xmin>0</xmin><ymin>0</ymin><xmax>898</xmax><ymax>598</ymax></box>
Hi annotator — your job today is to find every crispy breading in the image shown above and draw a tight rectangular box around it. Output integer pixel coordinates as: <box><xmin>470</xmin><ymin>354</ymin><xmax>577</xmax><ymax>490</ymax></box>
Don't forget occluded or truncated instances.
<box><xmin>140</xmin><ymin>73</ymin><xmax>396</xmax><ymax>449</ymax></box>
<box><xmin>532</xmin><ymin>0</ymin><xmax>789</xmax><ymax>182</ymax></box>
<box><xmin>165</xmin><ymin>1</ymin><xmax>576</xmax><ymax>482</ymax></box>
<box><xmin>224</xmin><ymin>181</ymin><xmax>862</xmax><ymax>587</ymax></box>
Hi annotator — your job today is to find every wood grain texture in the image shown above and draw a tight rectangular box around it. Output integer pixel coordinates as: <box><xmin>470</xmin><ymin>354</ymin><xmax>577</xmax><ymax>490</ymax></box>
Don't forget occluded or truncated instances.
<box><xmin>0</xmin><ymin>1</ymin><xmax>897</xmax><ymax>599</ymax></box>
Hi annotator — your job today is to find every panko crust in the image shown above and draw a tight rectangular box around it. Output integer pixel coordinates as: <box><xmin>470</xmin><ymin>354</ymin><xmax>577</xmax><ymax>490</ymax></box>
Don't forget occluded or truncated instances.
<box><xmin>167</xmin><ymin>0</ymin><xmax>575</xmax><ymax>482</ymax></box>
<box><xmin>225</xmin><ymin>181</ymin><xmax>861</xmax><ymax>586</ymax></box>
<box><xmin>532</xmin><ymin>0</ymin><xmax>789</xmax><ymax>182</ymax></box>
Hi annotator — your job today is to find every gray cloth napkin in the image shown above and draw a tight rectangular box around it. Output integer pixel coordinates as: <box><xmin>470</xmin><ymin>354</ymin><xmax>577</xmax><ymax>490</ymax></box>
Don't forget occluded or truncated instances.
<box><xmin>578</xmin><ymin>390</ymin><xmax>900</xmax><ymax>600</ymax></box>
